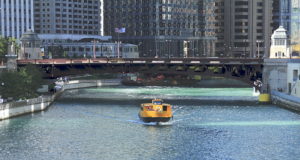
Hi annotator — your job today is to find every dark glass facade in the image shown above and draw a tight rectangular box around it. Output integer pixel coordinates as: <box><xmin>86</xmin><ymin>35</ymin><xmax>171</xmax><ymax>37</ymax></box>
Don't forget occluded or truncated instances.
<box><xmin>104</xmin><ymin>0</ymin><xmax>215</xmax><ymax>58</ymax></box>
<box><xmin>214</xmin><ymin>0</ymin><xmax>274</xmax><ymax>58</ymax></box>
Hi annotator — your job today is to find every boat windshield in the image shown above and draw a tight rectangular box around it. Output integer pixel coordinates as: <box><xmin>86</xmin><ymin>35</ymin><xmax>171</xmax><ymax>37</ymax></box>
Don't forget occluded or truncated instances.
<box><xmin>153</xmin><ymin>101</ymin><xmax>162</xmax><ymax>105</ymax></box>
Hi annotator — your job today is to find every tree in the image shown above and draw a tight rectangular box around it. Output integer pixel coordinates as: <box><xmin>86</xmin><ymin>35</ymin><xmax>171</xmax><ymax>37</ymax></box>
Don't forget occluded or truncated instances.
<box><xmin>50</xmin><ymin>45</ymin><xmax>64</xmax><ymax>58</ymax></box>
<box><xmin>0</xmin><ymin>65</ymin><xmax>43</xmax><ymax>100</ymax></box>
<box><xmin>0</xmin><ymin>36</ymin><xmax>8</xmax><ymax>63</ymax></box>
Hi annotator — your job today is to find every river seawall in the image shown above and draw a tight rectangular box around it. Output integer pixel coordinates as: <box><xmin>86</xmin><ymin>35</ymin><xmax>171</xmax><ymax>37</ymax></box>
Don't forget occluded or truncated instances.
<box><xmin>0</xmin><ymin>79</ymin><xmax>121</xmax><ymax>121</ymax></box>
<box><xmin>0</xmin><ymin>93</ymin><xmax>59</xmax><ymax>120</ymax></box>
<box><xmin>271</xmin><ymin>91</ymin><xmax>300</xmax><ymax>112</ymax></box>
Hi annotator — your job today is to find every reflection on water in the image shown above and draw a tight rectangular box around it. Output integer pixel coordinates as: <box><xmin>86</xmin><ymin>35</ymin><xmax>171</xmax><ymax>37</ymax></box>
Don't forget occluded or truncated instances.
<box><xmin>61</xmin><ymin>86</ymin><xmax>256</xmax><ymax>101</ymax></box>
<box><xmin>0</xmin><ymin>87</ymin><xmax>300</xmax><ymax>160</ymax></box>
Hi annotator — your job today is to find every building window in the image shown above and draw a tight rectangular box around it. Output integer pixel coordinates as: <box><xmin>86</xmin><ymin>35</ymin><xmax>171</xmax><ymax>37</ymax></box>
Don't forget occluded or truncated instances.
<box><xmin>293</xmin><ymin>70</ymin><xmax>298</xmax><ymax>81</ymax></box>
<box><xmin>275</xmin><ymin>39</ymin><xmax>285</xmax><ymax>46</ymax></box>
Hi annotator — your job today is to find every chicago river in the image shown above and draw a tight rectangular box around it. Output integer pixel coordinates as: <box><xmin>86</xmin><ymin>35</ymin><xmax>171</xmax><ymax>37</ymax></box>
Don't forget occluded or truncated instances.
<box><xmin>1</xmin><ymin>87</ymin><xmax>300</xmax><ymax>160</ymax></box>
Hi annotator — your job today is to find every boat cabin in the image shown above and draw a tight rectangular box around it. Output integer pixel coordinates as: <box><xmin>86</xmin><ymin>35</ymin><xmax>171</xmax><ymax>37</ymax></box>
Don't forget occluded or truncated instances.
<box><xmin>139</xmin><ymin>99</ymin><xmax>173</xmax><ymax>123</ymax></box>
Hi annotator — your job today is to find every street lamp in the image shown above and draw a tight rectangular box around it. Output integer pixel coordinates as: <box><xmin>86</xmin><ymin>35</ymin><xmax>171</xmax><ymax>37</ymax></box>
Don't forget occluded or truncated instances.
<box><xmin>223</xmin><ymin>43</ymin><xmax>228</xmax><ymax>57</ymax></box>
<box><xmin>155</xmin><ymin>36</ymin><xmax>158</xmax><ymax>58</ymax></box>
<box><xmin>243</xmin><ymin>39</ymin><xmax>247</xmax><ymax>58</ymax></box>
<box><xmin>165</xmin><ymin>40</ymin><xmax>171</xmax><ymax>58</ymax></box>
<box><xmin>228</xmin><ymin>46</ymin><xmax>232</xmax><ymax>57</ymax></box>
<box><xmin>256</xmin><ymin>40</ymin><xmax>263</xmax><ymax>58</ymax></box>
<box><xmin>137</xmin><ymin>42</ymin><xmax>143</xmax><ymax>57</ymax></box>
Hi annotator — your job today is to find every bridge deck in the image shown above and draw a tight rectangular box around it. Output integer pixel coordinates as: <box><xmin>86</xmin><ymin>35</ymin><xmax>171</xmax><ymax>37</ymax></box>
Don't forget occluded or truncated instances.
<box><xmin>17</xmin><ymin>58</ymin><xmax>263</xmax><ymax>66</ymax></box>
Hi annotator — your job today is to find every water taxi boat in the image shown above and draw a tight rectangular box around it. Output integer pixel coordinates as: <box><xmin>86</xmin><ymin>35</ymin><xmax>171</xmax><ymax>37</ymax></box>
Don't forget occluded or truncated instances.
<box><xmin>139</xmin><ymin>99</ymin><xmax>173</xmax><ymax>123</ymax></box>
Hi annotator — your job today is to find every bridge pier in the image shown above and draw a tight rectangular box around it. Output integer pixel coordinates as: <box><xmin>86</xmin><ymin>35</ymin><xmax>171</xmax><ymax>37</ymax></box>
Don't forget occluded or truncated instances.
<box><xmin>262</xmin><ymin>59</ymin><xmax>288</xmax><ymax>93</ymax></box>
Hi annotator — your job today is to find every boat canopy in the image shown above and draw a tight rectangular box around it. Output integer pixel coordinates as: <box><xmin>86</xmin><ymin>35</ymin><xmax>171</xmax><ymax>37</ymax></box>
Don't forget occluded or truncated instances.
<box><xmin>152</xmin><ymin>99</ymin><xmax>163</xmax><ymax>105</ymax></box>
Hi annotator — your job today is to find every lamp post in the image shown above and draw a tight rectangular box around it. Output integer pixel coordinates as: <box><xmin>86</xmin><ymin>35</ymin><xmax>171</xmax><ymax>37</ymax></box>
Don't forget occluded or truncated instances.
<box><xmin>223</xmin><ymin>43</ymin><xmax>227</xmax><ymax>57</ymax></box>
<box><xmin>243</xmin><ymin>39</ymin><xmax>247</xmax><ymax>58</ymax></box>
<box><xmin>256</xmin><ymin>40</ymin><xmax>263</xmax><ymax>58</ymax></box>
<box><xmin>137</xmin><ymin>42</ymin><xmax>143</xmax><ymax>57</ymax></box>
<box><xmin>155</xmin><ymin>36</ymin><xmax>158</xmax><ymax>58</ymax></box>
<box><xmin>165</xmin><ymin>40</ymin><xmax>171</xmax><ymax>58</ymax></box>
<box><xmin>93</xmin><ymin>39</ymin><xmax>96</xmax><ymax>59</ymax></box>
<box><xmin>169</xmin><ymin>40</ymin><xmax>171</xmax><ymax>59</ymax></box>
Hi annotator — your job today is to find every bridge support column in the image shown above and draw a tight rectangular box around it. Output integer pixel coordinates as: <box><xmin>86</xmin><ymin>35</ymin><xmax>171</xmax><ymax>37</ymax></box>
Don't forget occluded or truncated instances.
<box><xmin>262</xmin><ymin>59</ymin><xmax>289</xmax><ymax>93</ymax></box>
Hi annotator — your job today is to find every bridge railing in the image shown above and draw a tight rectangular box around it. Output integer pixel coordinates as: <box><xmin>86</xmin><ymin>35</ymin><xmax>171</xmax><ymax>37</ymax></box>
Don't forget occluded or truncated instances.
<box><xmin>17</xmin><ymin>58</ymin><xmax>264</xmax><ymax>65</ymax></box>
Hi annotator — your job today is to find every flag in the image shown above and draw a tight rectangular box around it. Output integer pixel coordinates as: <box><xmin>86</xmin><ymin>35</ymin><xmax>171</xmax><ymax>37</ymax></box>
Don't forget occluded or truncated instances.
<box><xmin>115</xmin><ymin>28</ymin><xmax>126</xmax><ymax>33</ymax></box>
<box><xmin>119</xmin><ymin>28</ymin><xmax>126</xmax><ymax>33</ymax></box>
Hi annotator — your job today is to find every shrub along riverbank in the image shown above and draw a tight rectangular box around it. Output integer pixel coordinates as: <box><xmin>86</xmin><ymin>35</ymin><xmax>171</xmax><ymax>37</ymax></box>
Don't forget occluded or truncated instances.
<box><xmin>0</xmin><ymin>65</ymin><xmax>44</xmax><ymax>101</ymax></box>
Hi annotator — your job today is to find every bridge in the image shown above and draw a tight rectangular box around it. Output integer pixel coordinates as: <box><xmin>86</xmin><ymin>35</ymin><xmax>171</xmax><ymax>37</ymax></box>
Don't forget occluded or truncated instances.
<box><xmin>17</xmin><ymin>58</ymin><xmax>264</xmax><ymax>85</ymax></box>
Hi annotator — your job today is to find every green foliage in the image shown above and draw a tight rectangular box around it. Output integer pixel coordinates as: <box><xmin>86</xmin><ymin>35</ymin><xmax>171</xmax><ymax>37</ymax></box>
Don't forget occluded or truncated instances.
<box><xmin>0</xmin><ymin>37</ymin><xmax>20</xmax><ymax>63</ymax></box>
<box><xmin>0</xmin><ymin>65</ymin><xmax>43</xmax><ymax>100</ymax></box>
<box><xmin>63</xmin><ymin>51</ymin><xmax>69</xmax><ymax>58</ymax></box>
<box><xmin>49</xmin><ymin>45</ymin><xmax>64</xmax><ymax>58</ymax></box>
<box><xmin>0</xmin><ymin>36</ymin><xmax>8</xmax><ymax>61</ymax></box>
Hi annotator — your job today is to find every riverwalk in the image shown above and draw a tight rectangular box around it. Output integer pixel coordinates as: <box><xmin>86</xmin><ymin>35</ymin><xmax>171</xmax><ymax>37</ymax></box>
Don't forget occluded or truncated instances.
<box><xmin>0</xmin><ymin>79</ymin><xmax>121</xmax><ymax>121</ymax></box>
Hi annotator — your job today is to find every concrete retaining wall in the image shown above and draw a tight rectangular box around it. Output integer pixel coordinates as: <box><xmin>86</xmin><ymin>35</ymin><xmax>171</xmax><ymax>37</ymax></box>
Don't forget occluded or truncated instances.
<box><xmin>0</xmin><ymin>93</ymin><xmax>60</xmax><ymax>120</ymax></box>
<box><xmin>0</xmin><ymin>79</ymin><xmax>121</xmax><ymax>121</ymax></box>
<box><xmin>263</xmin><ymin>59</ymin><xmax>288</xmax><ymax>93</ymax></box>
<box><xmin>271</xmin><ymin>91</ymin><xmax>300</xmax><ymax>112</ymax></box>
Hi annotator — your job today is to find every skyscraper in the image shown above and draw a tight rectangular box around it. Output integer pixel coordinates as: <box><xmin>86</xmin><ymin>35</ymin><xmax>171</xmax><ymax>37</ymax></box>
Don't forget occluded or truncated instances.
<box><xmin>199</xmin><ymin>0</ymin><xmax>217</xmax><ymax>57</ymax></box>
<box><xmin>0</xmin><ymin>0</ymin><xmax>35</xmax><ymax>38</ymax></box>
<box><xmin>104</xmin><ymin>0</ymin><xmax>215</xmax><ymax>58</ymax></box>
<box><xmin>34</xmin><ymin>0</ymin><xmax>104</xmax><ymax>36</ymax></box>
<box><xmin>214</xmin><ymin>0</ymin><xmax>275</xmax><ymax>58</ymax></box>
<box><xmin>290</xmin><ymin>0</ymin><xmax>300</xmax><ymax>49</ymax></box>
<box><xmin>273</xmin><ymin>0</ymin><xmax>300</xmax><ymax>54</ymax></box>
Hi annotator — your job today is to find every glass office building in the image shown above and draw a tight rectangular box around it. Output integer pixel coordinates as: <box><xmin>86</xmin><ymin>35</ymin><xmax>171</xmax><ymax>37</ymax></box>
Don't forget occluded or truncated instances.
<box><xmin>290</xmin><ymin>0</ymin><xmax>300</xmax><ymax>50</ymax></box>
<box><xmin>34</xmin><ymin>0</ymin><xmax>104</xmax><ymax>36</ymax></box>
<box><xmin>214</xmin><ymin>0</ymin><xmax>275</xmax><ymax>58</ymax></box>
<box><xmin>104</xmin><ymin>0</ymin><xmax>216</xmax><ymax>58</ymax></box>
<box><xmin>274</xmin><ymin>0</ymin><xmax>300</xmax><ymax>54</ymax></box>
<box><xmin>0</xmin><ymin>0</ymin><xmax>34</xmax><ymax>38</ymax></box>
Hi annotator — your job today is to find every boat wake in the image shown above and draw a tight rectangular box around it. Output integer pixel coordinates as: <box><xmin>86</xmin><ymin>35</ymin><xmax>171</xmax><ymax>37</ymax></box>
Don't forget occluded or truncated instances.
<box><xmin>67</xmin><ymin>105</ymin><xmax>178</xmax><ymax>126</ymax></box>
<box><xmin>126</xmin><ymin>119</ymin><xmax>174</xmax><ymax>126</ymax></box>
